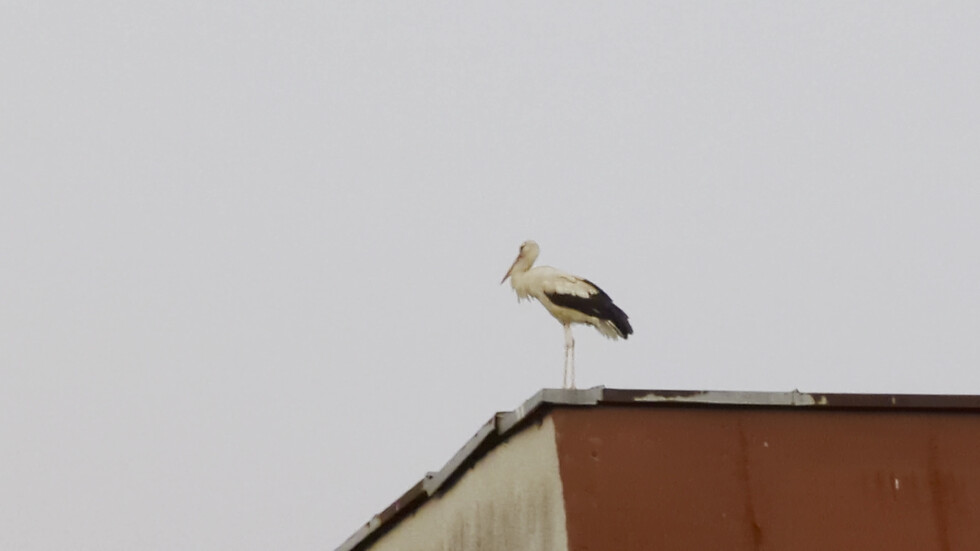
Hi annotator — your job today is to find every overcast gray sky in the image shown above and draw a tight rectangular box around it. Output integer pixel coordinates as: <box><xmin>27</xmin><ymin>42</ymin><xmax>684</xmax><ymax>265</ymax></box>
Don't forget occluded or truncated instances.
<box><xmin>3</xmin><ymin>2</ymin><xmax>979</xmax><ymax>549</ymax></box>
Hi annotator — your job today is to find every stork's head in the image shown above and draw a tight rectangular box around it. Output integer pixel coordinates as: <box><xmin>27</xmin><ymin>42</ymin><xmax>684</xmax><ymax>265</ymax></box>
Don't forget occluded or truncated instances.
<box><xmin>501</xmin><ymin>240</ymin><xmax>540</xmax><ymax>284</ymax></box>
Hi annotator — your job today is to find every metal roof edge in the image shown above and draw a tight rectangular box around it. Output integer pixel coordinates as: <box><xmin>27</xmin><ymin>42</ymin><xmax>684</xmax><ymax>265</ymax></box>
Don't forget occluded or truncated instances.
<box><xmin>599</xmin><ymin>388</ymin><xmax>980</xmax><ymax>409</ymax></box>
<box><xmin>603</xmin><ymin>388</ymin><xmax>825</xmax><ymax>406</ymax></box>
<box><xmin>335</xmin><ymin>387</ymin><xmax>980</xmax><ymax>550</ymax></box>
<box><xmin>496</xmin><ymin>385</ymin><xmax>604</xmax><ymax>434</ymax></box>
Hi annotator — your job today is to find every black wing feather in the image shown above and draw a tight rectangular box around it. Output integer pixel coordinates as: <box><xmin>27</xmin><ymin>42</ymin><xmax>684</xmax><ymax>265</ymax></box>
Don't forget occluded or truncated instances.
<box><xmin>544</xmin><ymin>279</ymin><xmax>633</xmax><ymax>338</ymax></box>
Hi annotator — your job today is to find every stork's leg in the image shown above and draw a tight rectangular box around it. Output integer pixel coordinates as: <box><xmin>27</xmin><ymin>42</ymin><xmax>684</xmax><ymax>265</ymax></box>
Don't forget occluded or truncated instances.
<box><xmin>563</xmin><ymin>324</ymin><xmax>575</xmax><ymax>389</ymax></box>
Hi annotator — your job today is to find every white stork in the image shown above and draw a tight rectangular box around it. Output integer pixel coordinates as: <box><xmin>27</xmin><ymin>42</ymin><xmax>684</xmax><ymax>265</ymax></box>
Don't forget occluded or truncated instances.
<box><xmin>501</xmin><ymin>240</ymin><xmax>633</xmax><ymax>389</ymax></box>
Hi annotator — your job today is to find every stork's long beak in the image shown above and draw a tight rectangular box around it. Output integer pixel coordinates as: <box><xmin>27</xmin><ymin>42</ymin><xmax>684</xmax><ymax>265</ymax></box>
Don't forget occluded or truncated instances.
<box><xmin>500</xmin><ymin>265</ymin><xmax>513</xmax><ymax>284</ymax></box>
<box><xmin>500</xmin><ymin>257</ymin><xmax>518</xmax><ymax>284</ymax></box>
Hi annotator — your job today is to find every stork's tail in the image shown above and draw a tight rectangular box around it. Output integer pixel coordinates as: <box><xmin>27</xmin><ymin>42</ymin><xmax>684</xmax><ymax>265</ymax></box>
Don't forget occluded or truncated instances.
<box><xmin>607</xmin><ymin>303</ymin><xmax>633</xmax><ymax>339</ymax></box>
<box><xmin>581</xmin><ymin>279</ymin><xmax>632</xmax><ymax>339</ymax></box>
<box><xmin>592</xmin><ymin>302</ymin><xmax>632</xmax><ymax>340</ymax></box>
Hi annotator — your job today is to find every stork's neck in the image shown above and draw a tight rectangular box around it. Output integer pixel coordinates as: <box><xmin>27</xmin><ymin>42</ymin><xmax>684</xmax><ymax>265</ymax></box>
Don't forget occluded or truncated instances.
<box><xmin>508</xmin><ymin>256</ymin><xmax>537</xmax><ymax>298</ymax></box>
<box><xmin>510</xmin><ymin>254</ymin><xmax>535</xmax><ymax>278</ymax></box>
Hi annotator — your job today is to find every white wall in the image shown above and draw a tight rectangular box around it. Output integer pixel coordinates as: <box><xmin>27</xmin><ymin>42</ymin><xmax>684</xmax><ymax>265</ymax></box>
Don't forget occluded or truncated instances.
<box><xmin>370</xmin><ymin>416</ymin><xmax>567</xmax><ymax>551</ymax></box>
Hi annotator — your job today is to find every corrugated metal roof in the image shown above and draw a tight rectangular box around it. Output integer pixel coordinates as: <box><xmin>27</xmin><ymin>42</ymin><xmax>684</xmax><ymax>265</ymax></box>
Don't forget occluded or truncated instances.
<box><xmin>335</xmin><ymin>387</ymin><xmax>980</xmax><ymax>551</ymax></box>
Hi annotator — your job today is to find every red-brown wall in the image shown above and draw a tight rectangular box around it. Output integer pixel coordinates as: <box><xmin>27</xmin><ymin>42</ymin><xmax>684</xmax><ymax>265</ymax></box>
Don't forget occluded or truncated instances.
<box><xmin>552</xmin><ymin>407</ymin><xmax>980</xmax><ymax>551</ymax></box>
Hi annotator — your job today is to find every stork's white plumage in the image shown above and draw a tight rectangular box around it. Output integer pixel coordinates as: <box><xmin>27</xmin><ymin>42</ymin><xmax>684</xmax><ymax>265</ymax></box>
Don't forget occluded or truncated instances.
<box><xmin>501</xmin><ymin>240</ymin><xmax>633</xmax><ymax>388</ymax></box>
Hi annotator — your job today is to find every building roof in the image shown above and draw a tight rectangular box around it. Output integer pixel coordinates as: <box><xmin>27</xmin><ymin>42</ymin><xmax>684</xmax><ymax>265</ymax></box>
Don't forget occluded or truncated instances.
<box><xmin>336</xmin><ymin>387</ymin><xmax>980</xmax><ymax>551</ymax></box>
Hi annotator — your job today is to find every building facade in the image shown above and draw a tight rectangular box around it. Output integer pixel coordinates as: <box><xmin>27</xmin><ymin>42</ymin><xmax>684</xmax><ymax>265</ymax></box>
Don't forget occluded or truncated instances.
<box><xmin>338</xmin><ymin>388</ymin><xmax>980</xmax><ymax>551</ymax></box>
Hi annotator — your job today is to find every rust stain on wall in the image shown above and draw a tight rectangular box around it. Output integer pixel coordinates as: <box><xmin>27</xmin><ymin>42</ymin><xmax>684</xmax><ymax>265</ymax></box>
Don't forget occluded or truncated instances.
<box><xmin>551</xmin><ymin>407</ymin><xmax>980</xmax><ymax>551</ymax></box>
<box><xmin>735</xmin><ymin>421</ymin><xmax>763</xmax><ymax>549</ymax></box>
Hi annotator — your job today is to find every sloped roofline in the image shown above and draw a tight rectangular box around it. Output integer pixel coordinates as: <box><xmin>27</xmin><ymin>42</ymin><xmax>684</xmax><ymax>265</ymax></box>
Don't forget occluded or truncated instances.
<box><xmin>335</xmin><ymin>387</ymin><xmax>980</xmax><ymax>550</ymax></box>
